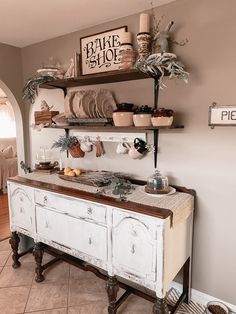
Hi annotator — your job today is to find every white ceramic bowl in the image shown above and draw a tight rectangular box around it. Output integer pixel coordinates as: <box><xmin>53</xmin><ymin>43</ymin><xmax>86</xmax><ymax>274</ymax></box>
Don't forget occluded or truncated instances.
<box><xmin>151</xmin><ymin>116</ymin><xmax>173</xmax><ymax>127</ymax></box>
<box><xmin>206</xmin><ymin>301</ymin><xmax>229</xmax><ymax>314</ymax></box>
<box><xmin>113</xmin><ymin>112</ymin><xmax>134</xmax><ymax>127</ymax></box>
<box><xmin>133</xmin><ymin>114</ymin><xmax>152</xmax><ymax>127</ymax></box>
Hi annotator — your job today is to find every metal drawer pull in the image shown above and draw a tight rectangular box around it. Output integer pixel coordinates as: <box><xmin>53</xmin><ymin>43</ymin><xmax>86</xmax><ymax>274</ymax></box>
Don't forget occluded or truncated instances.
<box><xmin>19</xmin><ymin>196</ymin><xmax>24</xmax><ymax>202</ymax></box>
<box><xmin>45</xmin><ymin>221</ymin><xmax>49</xmax><ymax>229</ymax></box>
<box><xmin>131</xmin><ymin>244</ymin><xmax>135</xmax><ymax>254</ymax></box>
<box><xmin>43</xmin><ymin>196</ymin><xmax>48</xmax><ymax>204</ymax></box>
<box><xmin>87</xmin><ymin>207</ymin><xmax>93</xmax><ymax>215</ymax></box>
<box><xmin>20</xmin><ymin>207</ymin><xmax>24</xmax><ymax>213</ymax></box>
<box><xmin>89</xmin><ymin>237</ymin><xmax>92</xmax><ymax>245</ymax></box>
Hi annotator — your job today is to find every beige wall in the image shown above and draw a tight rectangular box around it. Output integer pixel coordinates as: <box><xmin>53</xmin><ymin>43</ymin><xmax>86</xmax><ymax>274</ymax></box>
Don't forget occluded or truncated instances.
<box><xmin>21</xmin><ymin>0</ymin><xmax>236</xmax><ymax>305</ymax></box>
<box><xmin>0</xmin><ymin>43</ymin><xmax>22</xmax><ymax>105</ymax></box>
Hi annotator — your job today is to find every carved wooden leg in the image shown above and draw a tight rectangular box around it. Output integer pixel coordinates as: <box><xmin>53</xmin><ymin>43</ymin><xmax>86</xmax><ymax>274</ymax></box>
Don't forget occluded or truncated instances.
<box><xmin>33</xmin><ymin>242</ymin><xmax>45</xmax><ymax>282</ymax></box>
<box><xmin>153</xmin><ymin>297</ymin><xmax>169</xmax><ymax>314</ymax></box>
<box><xmin>106</xmin><ymin>276</ymin><xmax>119</xmax><ymax>314</ymax></box>
<box><xmin>9</xmin><ymin>232</ymin><xmax>21</xmax><ymax>268</ymax></box>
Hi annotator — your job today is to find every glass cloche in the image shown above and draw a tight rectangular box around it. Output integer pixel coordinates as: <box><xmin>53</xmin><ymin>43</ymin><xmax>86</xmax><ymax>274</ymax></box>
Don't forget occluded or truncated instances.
<box><xmin>145</xmin><ymin>170</ymin><xmax>169</xmax><ymax>194</ymax></box>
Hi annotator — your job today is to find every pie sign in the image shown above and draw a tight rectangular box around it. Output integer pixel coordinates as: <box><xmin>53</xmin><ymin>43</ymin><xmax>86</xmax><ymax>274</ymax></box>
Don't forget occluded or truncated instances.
<box><xmin>209</xmin><ymin>103</ymin><xmax>236</xmax><ymax>128</ymax></box>
<box><xmin>80</xmin><ymin>26</ymin><xmax>127</xmax><ymax>75</ymax></box>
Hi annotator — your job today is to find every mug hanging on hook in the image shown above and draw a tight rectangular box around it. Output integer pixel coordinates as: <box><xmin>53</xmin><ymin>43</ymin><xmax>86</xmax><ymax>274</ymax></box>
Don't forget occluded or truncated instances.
<box><xmin>80</xmin><ymin>136</ymin><xmax>93</xmax><ymax>152</ymax></box>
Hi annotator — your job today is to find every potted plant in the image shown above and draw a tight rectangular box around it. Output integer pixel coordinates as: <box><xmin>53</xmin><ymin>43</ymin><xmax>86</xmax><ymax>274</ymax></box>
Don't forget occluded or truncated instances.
<box><xmin>51</xmin><ymin>135</ymin><xmax>84</xmax><ymax>158</ymax></box>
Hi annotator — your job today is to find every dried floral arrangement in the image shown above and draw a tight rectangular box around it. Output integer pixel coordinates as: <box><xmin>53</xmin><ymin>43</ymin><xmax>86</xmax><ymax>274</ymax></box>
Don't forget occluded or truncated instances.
<box><xmin>90</xmin><ymin>172</ymin><xmax>135</xmax><ymax>201</ymax></box>
<box><xmin>135</xmin><ymin>2</ymin><xmax>189</xmax><ymax>87</ymax></box>
<box><xmin>136</xmin><ymin>53</ymin><xmax>189</xmax><ymax>88</ymax></box>
<box><xmin>109</xmin><ymin>177</ymin><xmax>134</xmax><ymax>201</ymax></box>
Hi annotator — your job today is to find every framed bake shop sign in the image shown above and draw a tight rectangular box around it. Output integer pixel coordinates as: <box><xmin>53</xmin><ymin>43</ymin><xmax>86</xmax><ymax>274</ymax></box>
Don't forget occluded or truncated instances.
<box><xmin>80</xmin><ymin>26</ymin><xmax>127</xmax><ymax>75</ymax></box>
<box><xmin>209</xmin><ymin>103</ymin><xmax>236</xmax><ymax>128</ymax></box>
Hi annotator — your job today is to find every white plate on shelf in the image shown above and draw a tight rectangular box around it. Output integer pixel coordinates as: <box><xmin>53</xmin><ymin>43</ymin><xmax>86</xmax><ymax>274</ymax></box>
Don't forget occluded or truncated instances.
<box><xmin>96</xmin><ymin>89</ymin><xmax>116</xmax><ymax>118</ymax></box>
<box><xmin>142</xmin><ymin>186</ymin><xmax>176</xmax><ymax>197</ymax></box>
<box><xmin>81</xmin><ymin>90</ymin><xmax>96</xmax><ymax>118</ymax></box>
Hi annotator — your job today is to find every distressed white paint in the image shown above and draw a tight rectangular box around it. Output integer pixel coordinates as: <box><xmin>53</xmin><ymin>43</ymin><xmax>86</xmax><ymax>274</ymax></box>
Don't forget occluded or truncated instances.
<box><xmin>8</xmin><ymin>181</ymin><xmax>193</xmax><ymax>299</ymax></box>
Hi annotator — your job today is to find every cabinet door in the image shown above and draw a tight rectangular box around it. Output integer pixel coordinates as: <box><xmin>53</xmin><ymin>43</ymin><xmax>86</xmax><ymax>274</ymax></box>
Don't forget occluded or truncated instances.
<box><xmin>9</xmin><ymin>185</ymin><xmax>34</xmax><ymax>232</ymax></box>
<box><xmin>112</xmin><ymin>217</ymin><xmax>156</xmax><ymax>281</ymax></box>
<box><xmin>36</xmin><ymin>206</ymin><xmax>107</xmax><ymax>262</ymax></box>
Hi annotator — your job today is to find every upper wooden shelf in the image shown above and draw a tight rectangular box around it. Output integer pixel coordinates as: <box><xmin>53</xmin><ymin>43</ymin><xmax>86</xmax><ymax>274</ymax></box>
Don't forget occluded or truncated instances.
<box><xmin>40</xmin><ymin>69</ymin><xmax>150</xmax><ymax>89</ymax></box>
<box><xmin>44</xmin><ymin>125</ymin><xmax>184</xmax><ymax>132</ymax></box>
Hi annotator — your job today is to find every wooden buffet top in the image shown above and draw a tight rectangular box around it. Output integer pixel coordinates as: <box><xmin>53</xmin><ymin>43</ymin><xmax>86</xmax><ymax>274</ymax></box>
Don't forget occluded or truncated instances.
<box><xmin>8</xmin><ymin>174</ymin><xmax>195</xmax><ymax>223</ymax></box>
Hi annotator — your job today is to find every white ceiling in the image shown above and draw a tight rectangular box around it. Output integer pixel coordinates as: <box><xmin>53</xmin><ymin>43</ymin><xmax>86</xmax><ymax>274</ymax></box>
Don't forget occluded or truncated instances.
<box><xmin>0</xmin><ymin>0</ymin><xmax>176</xmax><ymax>48</ymax></box>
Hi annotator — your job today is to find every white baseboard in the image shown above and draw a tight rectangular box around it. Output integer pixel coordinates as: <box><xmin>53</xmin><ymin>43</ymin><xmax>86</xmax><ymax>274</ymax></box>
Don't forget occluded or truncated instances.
<box><xmin>170</xmin><ymin>282</ymin><xmax>236</xmax><ymax>313</ymax></box>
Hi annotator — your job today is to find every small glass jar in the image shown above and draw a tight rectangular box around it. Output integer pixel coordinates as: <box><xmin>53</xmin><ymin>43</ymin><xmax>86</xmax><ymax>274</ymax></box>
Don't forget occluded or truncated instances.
<box><xmin>145</xmin><ymin>170</ymin><xmax>169</xmax><ymax>194</ymax></box>
<box><xmin>36</xmin><ymin>146</ymin><xmax>52</xmax><ymax>166</ymax></box>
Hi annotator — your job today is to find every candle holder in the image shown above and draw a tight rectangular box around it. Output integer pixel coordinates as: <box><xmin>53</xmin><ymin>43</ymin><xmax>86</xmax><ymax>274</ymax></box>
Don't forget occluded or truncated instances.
<box><xmin>119</xmin><ymin>43</ymin><xmax>136</xmax><ymax>70</ymax></box>
<box><xmin>136</xmin><ymin>32</ymin><xmax>152</xmax><ymax>61</ymax></box>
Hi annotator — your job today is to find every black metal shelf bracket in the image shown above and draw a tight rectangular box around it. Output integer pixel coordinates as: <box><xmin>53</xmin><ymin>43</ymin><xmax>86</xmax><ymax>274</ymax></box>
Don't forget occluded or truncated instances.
<box><xmin>153</xmin><ymin>77</ymin><xmax>160</xmax><ymax>168</ymax></box>
<box><xmin>153</xmin><ymin>129</ymin><xmax>159</xmax><ymax>169</ymax></box>
<box><xmin>154</xmin><ymin>78</ymin><xmax>160</xmax><ymax>110</ymax></box>
<box><xmin>64</xmin><ymin>128</ymin><xmax>69</xmax><ymax>158</ymax></box>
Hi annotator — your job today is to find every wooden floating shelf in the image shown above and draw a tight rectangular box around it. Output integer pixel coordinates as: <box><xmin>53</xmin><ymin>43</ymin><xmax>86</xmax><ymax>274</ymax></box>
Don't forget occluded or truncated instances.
<box><xmin>44</xmin><ymin>125</ymin><xmax>184</xmax><ymax>132</ymax></box>
<box><xmin>40</xmin><ymin>69</ymin><xmax>150</xmax><ymax>89</ymax></box>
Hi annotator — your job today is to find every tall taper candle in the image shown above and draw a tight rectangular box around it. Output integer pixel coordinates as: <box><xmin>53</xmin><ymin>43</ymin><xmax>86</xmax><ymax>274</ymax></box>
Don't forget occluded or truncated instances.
<box><xmin>139</xmin><ymin>13</ymin><xmax>150</xmax><ymax>33</ymax></box>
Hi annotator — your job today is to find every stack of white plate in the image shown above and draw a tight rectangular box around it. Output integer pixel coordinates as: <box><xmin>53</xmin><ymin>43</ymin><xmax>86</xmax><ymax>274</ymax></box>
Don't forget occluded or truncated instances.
<box><xmin>69</xmin><ymin>89</ymin><xmax>117</xmax><ymax>119</ymax></box>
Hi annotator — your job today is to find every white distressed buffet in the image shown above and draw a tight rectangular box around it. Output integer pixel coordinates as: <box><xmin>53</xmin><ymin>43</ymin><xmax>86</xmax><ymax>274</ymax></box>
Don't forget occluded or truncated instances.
<box><xmin>7</xmin><ymin>174</ymin><xmax>195</xmax><ymax>314</ymax></box>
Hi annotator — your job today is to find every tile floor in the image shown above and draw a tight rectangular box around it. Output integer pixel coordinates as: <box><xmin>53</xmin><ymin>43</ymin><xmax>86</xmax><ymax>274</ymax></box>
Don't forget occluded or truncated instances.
<box><xmin>0</xmin><ymin>194</ymin><xmax>10</xmax><ymax>241</ymax></box>
<box><xmin>0</xmin><ymin>239</ymin><xmax>205</xmax><ymax>314</ymax></box>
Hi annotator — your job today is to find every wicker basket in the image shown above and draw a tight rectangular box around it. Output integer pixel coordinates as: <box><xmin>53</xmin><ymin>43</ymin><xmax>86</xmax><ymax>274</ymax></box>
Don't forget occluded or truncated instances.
<box><xmin>69</xmin><ymin>143</ymin><xmax>85</xmax><ymax>158</ymax></box>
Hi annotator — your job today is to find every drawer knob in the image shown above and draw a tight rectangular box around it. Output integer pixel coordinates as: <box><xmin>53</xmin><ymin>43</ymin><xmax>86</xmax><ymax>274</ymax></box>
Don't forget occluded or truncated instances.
<box><xmin>43</xmin><ymin>196</ymin><xmax>48</xmax><ymax>204</ymax></box>
<box><xmin>132</xmin><ymin>230</ymin><xmax>137</xmax><ymax>237</ymax></box>
<box><xmin>131</xmin><ymin>244</ymin><xmax>135</xmax><ymax>254</ymax></box>
<box><xmin>19</xmin><ymin>196</ymin><xmax>24</xmax><ymax>202</ymax></box>
<box><xmin>45</xmin><ymin>221</ymin><xmax>49</xmax><ymax>229</ymax></box>
<box><xmin>89</xmin><ymin>237</ymin><xmax>92</xmax><ymax>245</ymax></box>
<box><xmin>87</xmin><ymin>207</ymin><xmax>93</xmax><ymax>215</ymax></box>
<box><xmin>20</xmin><ymin>207</ymin><xmax>24</xmax><ymax>213</ymax></box>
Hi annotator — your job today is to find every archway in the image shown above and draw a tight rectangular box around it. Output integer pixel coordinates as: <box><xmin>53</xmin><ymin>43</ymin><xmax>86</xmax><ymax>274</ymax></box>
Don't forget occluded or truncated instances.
<box><xmin>0</xmin><ymin>80</ymin><xmax>25</xmax><ymax>174</ymax></box>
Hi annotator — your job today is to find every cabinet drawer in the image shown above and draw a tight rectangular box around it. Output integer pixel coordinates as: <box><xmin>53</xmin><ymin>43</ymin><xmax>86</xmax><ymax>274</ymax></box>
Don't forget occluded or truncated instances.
<box><xmin>35</xmin><ymin>190</ymin><xmax>106</xmax><ymax>225</ymax></box>
<box><xmin>9</xmin><ymin>185</ymin><xmax>34</xmax><ymax>232</ymax></box>
<box><xmin>36</xmin><ymin>206</ymin><xmax>107</xmax><ymax>262</ymax></box>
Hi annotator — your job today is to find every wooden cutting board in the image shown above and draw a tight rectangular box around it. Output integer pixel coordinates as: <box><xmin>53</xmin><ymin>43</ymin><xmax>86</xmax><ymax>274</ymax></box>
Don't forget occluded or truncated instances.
<box><xmin>58</xmin><ymin>173</ymin><xmax>110</xmax><ymax>187</ymax></box>
<box><xmin>34</xmin><ymin>111</ymin><xmax>59</xmax><ymax>125</ymax></box>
